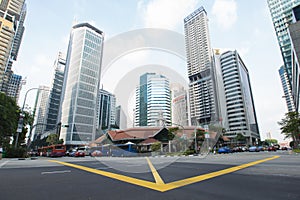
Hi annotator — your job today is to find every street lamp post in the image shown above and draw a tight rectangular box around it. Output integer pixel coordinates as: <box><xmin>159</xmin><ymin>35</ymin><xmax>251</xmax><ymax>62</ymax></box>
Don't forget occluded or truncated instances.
<box><xmin>15</xmin><ymin>87</ymin><xmax>45</xmax><ymax>148</ymax></box>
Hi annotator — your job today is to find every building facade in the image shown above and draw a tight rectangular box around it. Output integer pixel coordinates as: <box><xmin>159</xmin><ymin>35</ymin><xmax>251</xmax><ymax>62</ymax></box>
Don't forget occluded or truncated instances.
<box><xmin>289</xmin><ymin>5</ymin><xmax>300</xmax><ymax>113</ymax></box>
<box><xmin>184</xmin><ymin>7</ymin><xmax>219</xmax><ymax>126</ymax></box>
<box><xmin>171</xmin><ymin>84</ymin><xmax>189</xmax><ymax>126</ymax></box>
<box><xmin>135</xmin><ymin>73</ymin><xmax>171</xmax><ymax>127</ymax></box>
<box><xmin>32</xmin><ymin>85</ymin><xmax>50</xmax><ymax>139</ymax></box>
<box><xmin>0</xmin><ymin>0</ymin><xmax>26</xmax><ymax>92</ymax></box>
<box><xmin>215</xmin><ymin>50</ymin><xmax>260</xmax><ymax>144</ymax></box>
<box><xmin>44</xmin><ymin>52</ymin><xmax>66</xmax><ymax>132</ymax></box>
<box><xmin>6</xmin><ymin>73</ymin><xmax>22</xmax><ymax>99</ymax></box>
<box><xmin>97</xmin><ymin>89</ymin><xmax>116</xmax><ymax>131</ymax></box>
<box><xmin>60</xmin><ymin>23</ymin><xmax>104</xmax><ymax>145</ymax></box>
<box><xmin>267</xmin><ymin>0</ymin><xmax>300</xmax><ymax>111</ymax></box>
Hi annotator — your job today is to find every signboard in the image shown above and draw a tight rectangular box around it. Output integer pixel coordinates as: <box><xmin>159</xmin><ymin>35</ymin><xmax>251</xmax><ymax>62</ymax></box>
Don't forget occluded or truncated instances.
<box><xmin>17</xmin><ymin>115</ymin><xmax>24</xmax><ymax>133</ymax></box>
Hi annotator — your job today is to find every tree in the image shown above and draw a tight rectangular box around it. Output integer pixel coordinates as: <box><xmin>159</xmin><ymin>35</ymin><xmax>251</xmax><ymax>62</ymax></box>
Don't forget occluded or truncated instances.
<box><xmin>278</xmin><ymin>112</ymin><xmax>300</xmax><ymax>148</ymax></box>
<box><xmin>236</xmin><ymin>133</ymin><xmax>246</xmax><ymax>144</ymax></box>
<box><xmin>0</xmin><ymin>93</ymin><xmax>19</xmax><ymax>148</ymax></box>
<box><xmin>168</xmin><ymin>127</ymin><xmax>179</xmax><ymax>141</ymax></box>
<box><xmin>46</xmin><ymin>134</ymin><xmax>59</xmax><ymax>145</ymax></box>
<box><xmin>264</xmin><ymin>139</ymin><xmax>278</xmax><ymax>145</ymax></box>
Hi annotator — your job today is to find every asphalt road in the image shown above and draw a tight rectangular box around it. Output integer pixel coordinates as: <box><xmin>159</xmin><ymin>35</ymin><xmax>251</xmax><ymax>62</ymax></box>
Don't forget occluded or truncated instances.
<box><xmin>0</xmin><ymin>151</ymin><xmax>299</xmax><ymax>200</ymax></box>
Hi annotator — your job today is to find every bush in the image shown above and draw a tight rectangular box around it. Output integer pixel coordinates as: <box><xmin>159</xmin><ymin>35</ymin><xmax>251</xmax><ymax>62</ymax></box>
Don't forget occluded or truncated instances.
<box><xmin>5</xmin><ymin>146</ymin><xmax>27</xmax><ymax>158</ymax></box>
<box><xmin>183</xmin><ymin>149</ymin><xmax>195</xmax><ymax>156</ymax></box>
<box><xmin>293</xmin><ymin>148</ymin><xmax>300</xmax><ymax>153</ymax></box>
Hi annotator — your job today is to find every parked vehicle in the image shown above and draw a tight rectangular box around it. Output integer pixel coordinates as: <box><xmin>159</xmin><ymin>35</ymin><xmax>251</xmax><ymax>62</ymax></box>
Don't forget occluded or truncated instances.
<box><xmin>74</xmin><ymin>150</ymin><xmax>85</xmax><ymax>157</ymax></box>
<box><xmin>218</xmin><ymin>147</ymin><xmax>232</xmax><ymax>154</ymax></box>
<box><xmin>249</xmin><ymin>146</ymin><xmax>259</xmax><ymax>152</ymax></box>
<box><xmin>281</xmin><ymin>147</ymin><xmax>288</xmax><ymax>151</ymax></box>
<box><xmin>258</xmin><ymin>146</ymin><xmax>265</xmax><ymax>151</ymax></box>
<box><xmin>267</xmin><ymin>146</ymin><xmax>277</xmax><ymax>151</ymax></box>
<box><xmin>91</xmin><ymin>150</ymin><xmax>102</xmax><ymax>157</ymax></box>
<box><xmin>232</xmin><ymin>146</ymin><xmax>243</xmax><ymax>153</ymax></box>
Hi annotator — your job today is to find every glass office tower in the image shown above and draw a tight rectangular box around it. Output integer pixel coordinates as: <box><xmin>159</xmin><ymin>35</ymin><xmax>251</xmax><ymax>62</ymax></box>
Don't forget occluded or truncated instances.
<box><xmin>60</xmin><ymin>23</ymin><xmax>104</xmax><ymax>145</ymax></box>
<box><xmin>267</xmin><ymin>0</ymin><xmax>300</xmax><ymax>111</ymax></box>
<box><xmin>135</xmin><ymin>73</ymin><xmax>171</xmax><ymax>127</ymax></box>
<box><xmin>45</xmin><ymin>52</ymin><xmax>66</xmax><ymax>132</ymax></box>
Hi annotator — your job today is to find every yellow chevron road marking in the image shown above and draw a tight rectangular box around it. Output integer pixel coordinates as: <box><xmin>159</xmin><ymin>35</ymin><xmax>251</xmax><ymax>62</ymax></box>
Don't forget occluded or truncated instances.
<box><xmin>146</xmin><ymin>157</ymin><xmax>165</xmax><ymax>185</ymax></box>
<box><xmin>49</xmin><ymin>155</ymin><xmax>279</xmax><ymax>192</ymax></box>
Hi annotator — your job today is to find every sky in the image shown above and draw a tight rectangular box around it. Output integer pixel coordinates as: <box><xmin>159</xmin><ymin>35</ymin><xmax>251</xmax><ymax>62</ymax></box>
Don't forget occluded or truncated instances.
<box><xmin>13</xmin><ymin>0</ymin><xmax>288</xmax><ymax>142</ymax></box>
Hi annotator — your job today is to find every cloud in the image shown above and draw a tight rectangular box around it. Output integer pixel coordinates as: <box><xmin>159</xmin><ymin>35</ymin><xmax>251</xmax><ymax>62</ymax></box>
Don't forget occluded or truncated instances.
<box><xmin>212</xmin><ymin>0</ymin><xmax>237</xmax><ymax>30</ymax></box>
<box><xmin>138</xmin><ymin>0</ymin><xmax>198</xmax><ymax>30</ymax></box>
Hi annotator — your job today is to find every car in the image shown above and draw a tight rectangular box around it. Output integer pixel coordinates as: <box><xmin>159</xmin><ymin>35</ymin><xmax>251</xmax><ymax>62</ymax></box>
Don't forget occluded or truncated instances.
<box><xmin>267</xmin><ymin>146</ymin><xmax>276</xmax><ymax>151</ymax></box>
<box><xmin>257</xmin><ymin>146</ymin><xmax>265</xmax><ymax>151</ymax></box>
<box><xmin>67</xmin><ymin>149</ymin><xmax>77</xmax><ymax>157</ymax></box>
<box><xmin>91</xmin><ymin>150</ymin><xmax>102</xmax><ymax>157</ymax></box>
<box><xmin>281</xmin><ymin>146</ymin><xmax>288</xmax><ymax>151</ymax></box>
<box><xmin>249</xmin><ymin>146</ymin><xmax>259</xmax><ymax>152</ymax></box>
<box><xmin>241</xmin><ymin>146</ymin><xmax>249</xmax><ymax>152</ymax></box>
<box><xmin>218</xmin><ymin>147</ymin><xmax>232</xmax><ymax>154</ymax></box>
<box><xmin>232</xmin><ymin>146</ymin><xmax>243</xmax><ymax>153</ymax></box>
<box><xmin>74</xmin><ymin>150</ymin><xmax>85</xmax><ymax>157</ymax></box>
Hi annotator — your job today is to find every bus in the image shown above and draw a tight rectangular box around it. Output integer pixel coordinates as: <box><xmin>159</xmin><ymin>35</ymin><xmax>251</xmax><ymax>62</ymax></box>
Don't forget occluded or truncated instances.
<box><xmin>38</xmin><ymin>144</ymin><xmax>66</xmax><ymax>157</ymax></box>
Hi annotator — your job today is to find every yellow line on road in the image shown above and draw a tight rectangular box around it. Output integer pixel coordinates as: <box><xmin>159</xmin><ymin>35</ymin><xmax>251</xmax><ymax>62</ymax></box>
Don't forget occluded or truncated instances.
<box><xmin>48</xmin><ymin>160</ymin><xmax>159</xmax><ymax>191</ymax></box>
<box><xmin>161</xmin><ymin>155</ymin><xmax>280</xmax><ymax>192</ymax></box>
<box><xmin>48</xmin><ymin>155</ymin><xmax>279</xmax><ymax>192</ymax></box>
<box><xmin>146</xmin><ymin>157</ymin><xmax>165</xmax><ymax>185</ymax></box>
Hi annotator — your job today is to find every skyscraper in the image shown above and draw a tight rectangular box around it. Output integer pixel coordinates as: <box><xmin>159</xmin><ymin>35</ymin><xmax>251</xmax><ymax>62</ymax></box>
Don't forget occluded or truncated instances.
<box><xmin>279</xmin><ymin>65</ymin><xmax>296</xmax><ymax>111</ymax></box>
<box><xmin>135</xmin><ymin>73</ymin><xmax>171</xmax><ymax>127</ymax></box>
<box><xmin>184</xmin><ymin>7</ymin><xmax>219</xmax><ymax>126</ymax></box>
<box><xmin>214</xmin><ymin>50</ymin><xmax>260</xmax><ymax>144</ymax></box>
<box><xmin>97</xmin><ymin>89</ymin><xmax>116</xmax><ymax>132</ymax></box>
<box><xmin>44</xmin><ymin>52</ymin><xmax>66</xmax><ymax>132</ymax></box>
<box><xmin>6</xmin><ymin>73</ymin><xmax>22</xmax><ymax>100</ymax></box>
<box><xmin>32</xmin><ymin>85</ymin><xmax>50</xmax><ymax>139</ymax></box>
<box><xmin>288</xmin><ymin>5</ymin><xmax>300</xmax><ymax>113</ymax></box>
<box><xmin>0</xmin><ymin>0</ymin><xmax>26</xmax><ymax>91</ymax></box>
<box><xmin>267</xmin><ymin>0</ymin><xmax>300</xmax><ymax>111</ymax></box>
<box><xmin>60</xmin><ymin>23</ymin><xmax>104</xmax><ymax>145</ymax></box>
<box><xmin>171</xmin><ymin>84</ymin><xmax>189</xmax><ymax>126</ymax></box>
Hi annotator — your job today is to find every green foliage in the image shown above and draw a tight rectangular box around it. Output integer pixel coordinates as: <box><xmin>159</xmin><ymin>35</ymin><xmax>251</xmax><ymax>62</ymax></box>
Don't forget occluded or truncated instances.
<box><xmin>278</xmin><ymin>112</ymin><xmax>300</xmax><ymax>147</ymax></box>
<box><xmin>168</xmin><ymin>127</ymin><xmax>179</xmax><ymax>141</ymax></box>
<box><xmin>0</xmin><ymin>93</ymin><xmax>19</xmax><ymax>147</ymax></box>
<box><xmin>236</xmin><ymin>133</ymin><xmax>246</xmax><ymax>142</ymax></box>
<box><xmin>5</xmin><ymin>146</ymin><xmax>27</xmax><ymax>158</ymax></box>
<box><xmin>46</xmin><ymin>134</ymin><xmax>60</xmax><ymax>145</ymax></box>
<box><xmin>151</xmin><ymin>142</ymin><xmax>161</xmax><ymax>152</ymax></box>
<box><xmin>30</xmin><ymin>137</ymin><xmax>48</xmax><ymax>149</ymax></box>
<box><xmin>183</xmin><ymin>149</ymin><xmax>195</xmax><ymax>156</ymax></box>
<box><xmin>264</xmin><ymin>139</ymin><xmax>278</xmax><ymax>145</ymax></box>
<box><xmin>293</xmin><ymin>148</ymin><xmax>300</xmax><ymax>153</ymax></box>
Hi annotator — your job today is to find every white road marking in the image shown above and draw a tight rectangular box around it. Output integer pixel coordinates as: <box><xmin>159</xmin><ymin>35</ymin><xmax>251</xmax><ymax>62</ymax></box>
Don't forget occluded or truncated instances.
<box><xmin>41</xmin><ymin>170</ymin><xmax>71</xmax><ymax>175</ymax></box>
<box><xmin>0</xmin><ymin>161</ymin><xmax>9</xmax><ymax>168</ymax></box>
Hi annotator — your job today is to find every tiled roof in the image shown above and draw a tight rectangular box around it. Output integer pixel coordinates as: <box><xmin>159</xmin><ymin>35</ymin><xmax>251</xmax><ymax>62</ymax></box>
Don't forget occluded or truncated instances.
<box><xmin>139</xmin><ymin>137</ymin><xmax>159</xmax><ymax>145</ymax></box>
<box><xmin>107</xmin><ymin>127</ymin><xmax>164</xmax><ymax>141</ymax></box>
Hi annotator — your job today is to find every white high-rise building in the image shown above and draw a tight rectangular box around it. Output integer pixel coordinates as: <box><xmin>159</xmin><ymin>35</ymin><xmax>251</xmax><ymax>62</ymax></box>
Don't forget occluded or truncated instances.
<box><xmin>214</xmin><ymin>50</ymin><xmax>260</xmax><ymax>144</ymax></box>
<box><xmin>32</xmin><ymin>85</ymin><xmax>50</xmax><ymax>139</ymax></box>
<box><xmin>60</xmin><ymin>23</ymin><xmax>104</xmax><ymax>145</ymax></box>
<box><xmin>135</xmin><ymin>73</ymin><xmax>171</xmax><ymax>127</ymax></box>
<box><xmin>171</xmin><ymin>84</ymin><xmax>189</xmax><ymax>126</ymax></box>
<box><xmin>184</xmin><ymin>7</ymin><xmax>219</xmax><ymax>126</ymax></box>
